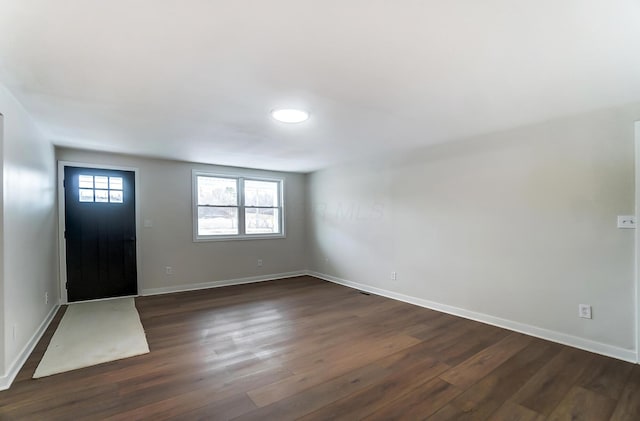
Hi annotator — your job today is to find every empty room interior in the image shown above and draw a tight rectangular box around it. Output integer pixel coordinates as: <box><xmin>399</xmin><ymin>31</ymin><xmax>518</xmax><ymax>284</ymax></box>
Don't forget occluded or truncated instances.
<box><xmin>1</xmin><ymin>1</ymin><xmax>640</xmax><ymax>419</ymax></box>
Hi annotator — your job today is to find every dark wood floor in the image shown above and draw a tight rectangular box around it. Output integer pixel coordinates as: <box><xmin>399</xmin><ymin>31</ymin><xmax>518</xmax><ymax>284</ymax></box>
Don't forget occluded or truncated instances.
<box><xmin>1</xmin><ymin>276</ymin><xmax>639</xmax><ymax>420</ymax></box>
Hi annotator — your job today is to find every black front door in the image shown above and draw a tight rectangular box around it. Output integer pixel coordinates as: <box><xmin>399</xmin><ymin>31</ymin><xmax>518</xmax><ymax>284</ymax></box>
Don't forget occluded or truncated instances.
<box><xmin>64</xmin><ymin>166</ymin><xmax>137</xmax><ymax>302</ymax></box>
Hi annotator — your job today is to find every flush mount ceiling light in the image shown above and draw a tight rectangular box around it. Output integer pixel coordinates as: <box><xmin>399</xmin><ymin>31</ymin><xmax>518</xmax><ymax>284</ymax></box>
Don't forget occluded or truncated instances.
<box><xmin>271</xmin><ymin>108</ymin><xmax>309</xmax><ymax>123</ymax></box>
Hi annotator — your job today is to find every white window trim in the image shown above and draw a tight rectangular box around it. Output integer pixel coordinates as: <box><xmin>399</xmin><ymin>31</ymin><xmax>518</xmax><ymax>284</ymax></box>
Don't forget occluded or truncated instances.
<box><xmin>192</xmin><ymin>170</ymin><xmax>286</xmax><ymax>242</ymax></box>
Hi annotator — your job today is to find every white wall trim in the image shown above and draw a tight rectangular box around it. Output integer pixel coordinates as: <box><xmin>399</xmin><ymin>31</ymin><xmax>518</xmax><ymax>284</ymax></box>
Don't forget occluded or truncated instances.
<box><xmin>0</xmin><ymin>304</ymin><xmax>59</xmax><ymax>391</ymax></box>
<box><xmin>141</xmin><ymin>271</ymin><xmax>307</xmax><ymax>296</ymax></box>
<box><xmin>307</xmin><ymin>271</ymin><xmax>637</xmax><ymax>363</ymax></box>
<box><xmin>57</xmin><ymin>161</ymin><xmax>141</xmax><ymax>304</ymax></box>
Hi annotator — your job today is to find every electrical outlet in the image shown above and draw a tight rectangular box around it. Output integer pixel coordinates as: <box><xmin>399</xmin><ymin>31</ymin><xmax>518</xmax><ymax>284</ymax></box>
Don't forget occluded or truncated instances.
<box><xmin>391</xmin><ymin>271</ymin><xmax>397</xmax><ymax>281</ymax></box>
<box><xmin>165</xmin><ymin>266</ymin><xmax>174</xmax><ymax>275</ymax></box>
<box><xmin>45</xmin><ymin>292</ymin><xmax>48</xmax><ymax>305</ymax></box>
<box><xmin>578</xmin><ymin>304</ymin><xmax>592</xmax><ymax>319</ymax></box>
<box><xmin>257</xmin><ymin>259</ymin><xmax>263</xmax><ymax>267</ymax></box>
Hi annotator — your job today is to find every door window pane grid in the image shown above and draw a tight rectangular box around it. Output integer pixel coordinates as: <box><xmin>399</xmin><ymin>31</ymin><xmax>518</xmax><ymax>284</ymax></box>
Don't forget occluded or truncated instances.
<box><xmin>78</xmin><ymin>175</ymin><xmax>124</xmax><ymax>203</ymax></box>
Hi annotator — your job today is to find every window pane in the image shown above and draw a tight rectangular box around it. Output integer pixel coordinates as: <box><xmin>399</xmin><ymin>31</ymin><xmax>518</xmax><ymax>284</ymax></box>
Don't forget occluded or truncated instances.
<box><xmin>245</xmin><ymin>207</ymin><xmax>280</xmax><ymax>234</ymax></box>
<box><xmin>244</xmin><ymin>180</ymin><xmax>279</xmax><ymax>207</ymax></box>
<box><xmin>79</xmin><ymin>189</ymin><xmax>94</xmax><ymax>202</ymax></box>
<box><xmin>79</xmin><ymin>175</ymin><xmax>93</xmax><ymax>188</ymax></box>
<box><xmin>95</xmin><ymin>189</ymin><xmax>109</xmax><ymax>202</ymax></box>
<box><xmin>197</xmin><ymin>176</ymin><xmax>237</xmax><ymax>206</ymax></box>
<box><xmin>109</xmin><ymin>177</ymin><xmax>123</xmax><ymax>190</ymax></box>
<box><xmin>110</xmin><ymin>190</ymin><xmax>123</xmax><ymax>203</ymax></box>
<box><xmin>198</xmin><ymin>206</ymin><xmax>238</xmax><ymax>236</ymax></box>
<box><xmin>95</xmin><ymin>176</ymin><xmax>109</xmax><ymax>189</ymax></box>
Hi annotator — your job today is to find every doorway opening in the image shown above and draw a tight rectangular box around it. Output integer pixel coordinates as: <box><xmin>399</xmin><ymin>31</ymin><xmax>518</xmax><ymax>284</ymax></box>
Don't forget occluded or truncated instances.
<box><xmin>58</xmin><ymin>162</ymin><xmax>140</xmax><ymax>303</ymax></box>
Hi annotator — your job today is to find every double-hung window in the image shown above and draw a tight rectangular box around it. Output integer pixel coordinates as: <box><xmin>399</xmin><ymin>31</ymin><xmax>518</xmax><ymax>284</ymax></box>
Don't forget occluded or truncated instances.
<box><xmin>193</xmin><ymin>171</ymin><xmax>284</xmax><ymax>240</ymax></box>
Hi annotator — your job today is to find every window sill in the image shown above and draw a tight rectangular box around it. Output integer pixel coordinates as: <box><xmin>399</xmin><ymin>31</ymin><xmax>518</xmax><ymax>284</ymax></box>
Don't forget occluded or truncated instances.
<box><xmin>193</xmin><ymin>233</ymin><xmax>286</xmax><ymax>242</ymax></box>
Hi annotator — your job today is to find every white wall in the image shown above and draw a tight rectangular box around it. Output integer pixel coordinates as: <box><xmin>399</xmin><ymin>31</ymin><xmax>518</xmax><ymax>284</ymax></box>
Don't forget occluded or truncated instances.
<box><xmin>0</xmin><ymin>84</ymin><xmax>57</xmax><ymax>384</ymax></box>
<box><xmin>308</xmin><ymin>103</ymin><xmax>640</xmax><ymax>359</ymax></box>
<box><xmin>56</xmin><ymin>148</ymin><xmax>308</xmax><ymax>295</ymax></box>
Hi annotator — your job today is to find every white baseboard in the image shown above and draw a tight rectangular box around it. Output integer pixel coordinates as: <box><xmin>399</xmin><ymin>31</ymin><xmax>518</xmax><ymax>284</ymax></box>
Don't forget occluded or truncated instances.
<box><xmin>307</xmin><ymin>271</ymin><xmax>638</xmax><ymax>364</ymax></box>
<box><xmin>141</xmin><ymin>271</ymin><xmax>308</xmax><ymax>296</ymax></box>
<box><xmin>0</xmin><ymin>304</ymin><xmax>60</xmax><ymax>391</ymax></box>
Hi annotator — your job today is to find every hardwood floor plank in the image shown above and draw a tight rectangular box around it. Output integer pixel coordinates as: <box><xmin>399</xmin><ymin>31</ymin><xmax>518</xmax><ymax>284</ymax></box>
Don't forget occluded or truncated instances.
<box><xmin>400</xmin><ymin>319</ymin><xmax>478</xmax><ymax>363</ymax></box>
<box><xmin>101</xmin><ymin>367</ymin><xmax>294</xmax><ymax>419</ymax></box>
<box><xmin>362</xmin><ymin>377</ymin><xmax>463</xmax><ymax>420</ymax></box>
<box><xmin>105</xmin><ymin>389</ymin><xmax>257</xmax><ymax>421</ymax></box>
<box><xmin>4</xmin><ymin>382</ymin><xmax>120</xmax><ymax>421</ymax></box>
<box><xmin>233</xmin><ymin>363</ymin><xmax>392</xmax><ymax>420</ymax></box>
<box><xmin>547</xmin><ymin>386</ymin><xmax>617</xmax><ymax>421</ymax></box>
<box><xmin>247</xmin><ymin>333</ymin><xmax>421</xmax><ymax>407</ymax></box>
<box><xmin>402</xmin><ymin>312</ymin><xmax>463</xmax><ymax>339</ymax></box>
<box><xmin>298</xmin><ymin>345</ymin><xmax>450</xmax><ymax>420</ymax></box>
<box><xmin>435</xmin><ymin>324</ymin><xmax>511</xmax><ymax>367</ymax></box>
<box><xmin>488</xmin><ymin>402</ymin><xmax>546</xmax><ymax>421</ymax></box>
<box><xmin>430</xmin><ymin>338</ymin><xmax>561</xmax><ymax>420</ymax></box>
<box><xmin>575</xmin><ymin>354</ymin><xmax>633</xmax><ymax>401</ymax></box>
<box><xmin>609</xmin><ymin>365</ymin><xmax>640</xmax><ymax>420</ymax></box>
<box><xmin>164</xmin><ymin>393</ymin><xmax>257</xmax><ymax>421</ymax></box>
<box><xmin>510</xmin><ymin>347</ymin><xmax>594</xmax><ymax>416</ymax></box>
<box><xmin>439</xmin><ymin>332</ymin><xmax>532</xmax><ymax>388</ymax></box>
<box><xmin>428</xmin><ymin>402</ymin><xmax>482</xmax><ymax>421</ymax></box>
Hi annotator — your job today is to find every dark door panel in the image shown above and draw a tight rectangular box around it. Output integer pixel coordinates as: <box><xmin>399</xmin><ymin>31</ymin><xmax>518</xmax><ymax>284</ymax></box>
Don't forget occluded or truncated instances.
<box><xmin>64</xmin><ymin>166</ymin><xmax>137</xmax><ymax>302</ymax></box>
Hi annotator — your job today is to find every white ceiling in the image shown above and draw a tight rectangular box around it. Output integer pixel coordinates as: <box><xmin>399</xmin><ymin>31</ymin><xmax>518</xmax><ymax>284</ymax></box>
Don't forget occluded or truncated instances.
<box><xmin>1</xmin><ymin>0</ymin><xmax>639</xmax><ymax>172</ymax></box>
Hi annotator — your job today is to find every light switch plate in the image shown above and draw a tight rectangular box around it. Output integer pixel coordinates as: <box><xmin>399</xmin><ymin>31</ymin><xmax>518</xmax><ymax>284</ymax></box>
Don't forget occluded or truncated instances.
<box><xmin>617</xmin><ymin>215</ymin><xmax>636</xmax><ymax>229</ymax></box>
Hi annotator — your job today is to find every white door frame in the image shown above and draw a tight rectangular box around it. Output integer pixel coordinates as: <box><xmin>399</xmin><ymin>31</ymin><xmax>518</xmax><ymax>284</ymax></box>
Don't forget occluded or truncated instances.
<box><xmin>635</xmin><ymin>121</ymin><xmax>640</xmax><ymax>363</ymax></box>
<box><xmin>57</xmin><ymin>160</ymin><xmax>141</xmax><ymax>304</ymax></box>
